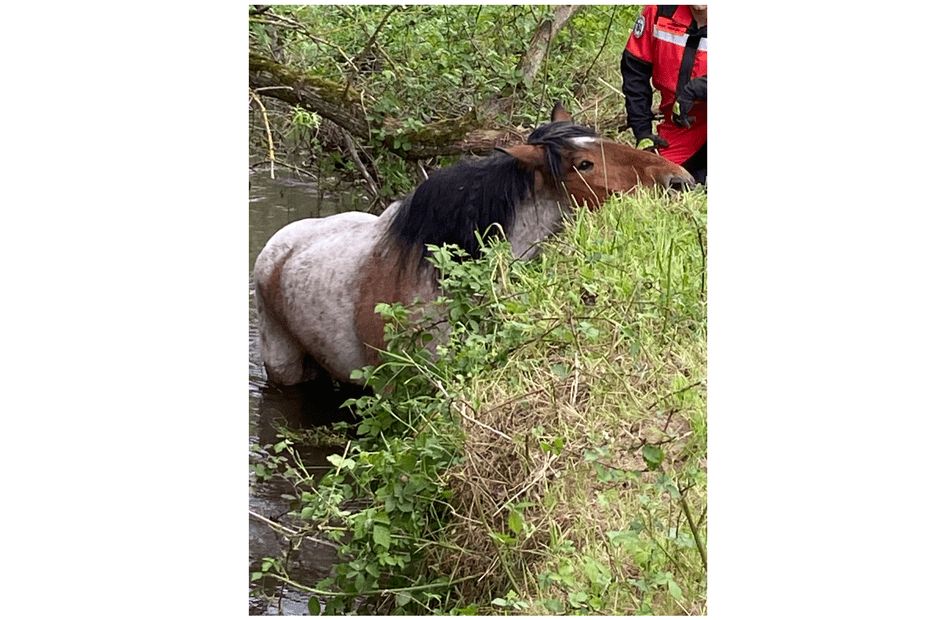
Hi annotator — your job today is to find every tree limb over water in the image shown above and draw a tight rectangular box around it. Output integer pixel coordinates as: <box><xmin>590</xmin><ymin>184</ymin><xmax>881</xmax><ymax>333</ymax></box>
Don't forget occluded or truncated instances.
<box><xmin>250</xmin><ymin>52</ymin><xmax>532</xmax><ymax>159</ymax></box>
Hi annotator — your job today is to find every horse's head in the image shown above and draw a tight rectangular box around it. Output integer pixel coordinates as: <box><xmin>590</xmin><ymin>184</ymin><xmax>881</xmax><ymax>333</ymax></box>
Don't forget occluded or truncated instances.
<box><xmin>497</xmin><ymin>103</ymin><xmax>695</xmax><ymax>208</ymax></box>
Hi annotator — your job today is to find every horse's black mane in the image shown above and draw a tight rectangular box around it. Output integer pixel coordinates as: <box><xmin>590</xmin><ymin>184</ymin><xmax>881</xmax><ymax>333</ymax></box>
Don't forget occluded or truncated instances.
<box><xmin>387</xmin><ymin>121</ymin><xmax>599</xmax><ymax>260</ymax></box>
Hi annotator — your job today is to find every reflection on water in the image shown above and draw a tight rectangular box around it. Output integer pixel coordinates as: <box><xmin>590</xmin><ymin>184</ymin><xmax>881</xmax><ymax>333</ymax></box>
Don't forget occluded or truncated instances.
<box><xmin>248</xmin><ymin>169</ymin><xmax>370</xmax><ymax>615</ymax></box>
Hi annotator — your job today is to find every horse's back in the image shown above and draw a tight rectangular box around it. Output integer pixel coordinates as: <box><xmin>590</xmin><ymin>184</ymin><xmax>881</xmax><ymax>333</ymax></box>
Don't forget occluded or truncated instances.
<box><xmin>255</xmin><ymin>211</ymin><xmax>376</xmax><ymax>267</ymax></box>
<box><xmin>253</xmin><ymin>210</ymin><xmax>384</xmax><ymax>383</ymax></box>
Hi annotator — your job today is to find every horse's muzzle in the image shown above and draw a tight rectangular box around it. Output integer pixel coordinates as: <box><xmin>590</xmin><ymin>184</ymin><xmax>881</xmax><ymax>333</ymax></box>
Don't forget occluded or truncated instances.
<box><xmin>663</xmin><ymin>173</ymin><xmax>696</xmax><ymax>192</ymax></box>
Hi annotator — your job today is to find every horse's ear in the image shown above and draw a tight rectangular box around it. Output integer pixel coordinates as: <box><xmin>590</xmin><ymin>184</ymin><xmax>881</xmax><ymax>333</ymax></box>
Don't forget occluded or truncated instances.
<box><xmin>551</xmin><ymin>101</ymin><xmax>573</xmax><ymax>123</ymax></box>
<box><xmin>495</xmin><ymin>144</ymin><xmax>547</xmax><ymax>170</ymax></box>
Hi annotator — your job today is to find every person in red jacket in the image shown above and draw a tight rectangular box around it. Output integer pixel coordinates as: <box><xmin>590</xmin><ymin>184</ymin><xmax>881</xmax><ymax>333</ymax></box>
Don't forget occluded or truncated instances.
<box><xmin>621</xmin><ymin>5</ymin><xmax>707</xmax><ymax>184</ymax></box>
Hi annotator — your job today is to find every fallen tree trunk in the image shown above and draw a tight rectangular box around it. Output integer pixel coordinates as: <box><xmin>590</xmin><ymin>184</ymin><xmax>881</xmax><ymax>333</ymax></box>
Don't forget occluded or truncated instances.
<box><xmin>251</xmin><ymin>53</ymin><xmax>533</xmax><ymax>158</ymax></box>
<box><xmin>249</xmin><ymin>51</ymin><xmax>635</xmax><ymax>159</ymax></box>
<box><xmin>249</xmin><ymin>53</ymin><xmax>370</xmax><ymax>138</ymax></box>
<box><xmin>249</xmin><ymin>6</ymin><xmax>609</xmax><ymax>160</ymax></box>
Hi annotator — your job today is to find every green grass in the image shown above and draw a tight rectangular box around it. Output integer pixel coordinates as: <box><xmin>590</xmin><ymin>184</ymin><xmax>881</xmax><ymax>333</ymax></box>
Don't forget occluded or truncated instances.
<box><xmin>437</xmin><ymin>189</ymin><xmax>707</xmax><ymax>615</ymax></box>
<box><xmin>258</xmin><ymin>188</ymin><xmax>707</xmax><ymax>615</ymax></box>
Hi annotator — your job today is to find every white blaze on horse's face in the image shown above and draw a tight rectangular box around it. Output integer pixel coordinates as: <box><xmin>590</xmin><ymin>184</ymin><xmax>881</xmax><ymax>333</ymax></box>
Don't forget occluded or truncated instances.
<box><xmin>569</xmin><ymin>137</ymin><xmax>599</xmax><ymax>147</ymax></box>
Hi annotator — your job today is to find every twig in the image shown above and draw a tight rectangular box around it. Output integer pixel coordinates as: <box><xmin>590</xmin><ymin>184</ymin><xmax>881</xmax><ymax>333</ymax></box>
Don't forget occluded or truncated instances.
<box><xmin>661</xmin><ymin>240</ymin><xmax>674</xmax><ymax>335</ymax></box>
<box><xmin>249</xmin><ymin>90</ymin><xmax>276</xmax><ymax>179</ymax></box>
<box><xmin>249</xmin><ymin>510</ymin><xmax>299</xmax><ymax>536</ymax></box>
<box><xmin>264</xmin><ymin>571</ymin><xmax>477</xmax><ymax>597</ymax></box>
<box><xmin>373</xmin><ymin>41</ymin><xmax>401</xmax><ymax>74</ymax></box>
<box><xmin>454</xmin><ymin>400</ymin><xmax>512</xmax><ymax>442</ymax></box>
<box><xmin>678</xmin><ymin>489</ymin><xmax>707</xmax><ymax>570</ymax></box>
<box><xmin>343</xmin><ymin>5</ymin><xmax>401</xmax><ymax>100</ymax></box>
<box><xmin>576</xmin><ymin>6</ymin><xmax>618</xmax><ymax>92</ymax></box>
<box><xmin>250</xmin><ymin>15</ymin><xmax>361</xmax><ymax>75</ymax></box>
<box><xmin>662</xmin><ymin>406</ymin><xmax>678</xmax><ymax>434</ymax></box>
<box><xmin>252</xmin><ymin>85</ymin><xmax>294</xmax><ymax>94</ymax></box>
<box><xmin>645</xmin><ymin>380</ymin><xmax>705</xmax><ymax>411</ymax></box>
<box><xmin>351</xmin><ymin>5</ymin><xmax>401</xmax><ymax>70</ymax></box>
<box><xmin>688</xmin><ymin>211</ymin><xmax>706</xmax><ymax>297</ymax></box>
<box><xmin>339</xmin><ymin>127</ymin><xmax>382</xmax><ymax>206</ymax></box>
<box><xmin>249</xmin><ymin>158</ymin><xmax>318</xmax><ymax>180</ymax></box>
<box><xmin>491</xmin><ymin>451</ymin><xmax>557</xmax><ymax>518</ymax></box>
<box><xmin>596</xmin><ymin>76</ymin><xmax>625</xmax><ymax>97</ymax></box>
<box><xmin>249</xmin><ymin>510</ymin><xmax>342</xmax><ymax>550</ymax></box>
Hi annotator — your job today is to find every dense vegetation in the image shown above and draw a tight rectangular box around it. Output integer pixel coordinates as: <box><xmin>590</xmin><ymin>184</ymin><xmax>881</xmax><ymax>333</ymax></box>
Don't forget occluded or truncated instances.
<box><xmin>250</xmin><ymin>190</ymin><xmax>707</xmax><ymax>614</ymax></box>
<box><xmin>249</xmin><ymin>5</ymin><xmax>706</xmax><ymax>615</ymax></box>
<box><xmin>249</xmin><ymin>4</ymin><xmax>645</xmax><ymax>205</ymax></box>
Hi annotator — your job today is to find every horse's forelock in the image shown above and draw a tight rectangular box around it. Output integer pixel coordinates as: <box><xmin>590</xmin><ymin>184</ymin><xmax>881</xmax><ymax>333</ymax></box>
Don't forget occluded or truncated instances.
<box><xmin>527</xmin><ymin>121</ymin><xmax>600</xmax><ymax>181</ymax></box>
<box><xmin>526</xmin><ymin>121</ymin><xmax>598</xmax><ymax>148</ymax></box>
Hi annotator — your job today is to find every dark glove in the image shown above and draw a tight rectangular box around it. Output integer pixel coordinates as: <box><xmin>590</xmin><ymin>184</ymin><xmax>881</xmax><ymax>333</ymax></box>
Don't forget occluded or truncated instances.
<box><xmin>672</xmin><ymin>76</ymin><xmax>707</xmax><ymax>128</ymax></box>
<box><xmin>635</xmin><ymin>133</ymin><xmax>669</xmax><ymax>152</ymax></box>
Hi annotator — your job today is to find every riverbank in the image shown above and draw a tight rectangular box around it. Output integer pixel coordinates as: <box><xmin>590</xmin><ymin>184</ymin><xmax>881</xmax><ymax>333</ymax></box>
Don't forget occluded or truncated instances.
<box><xmin>254</xmin><ymin>188</ymin><xmax>707</xmax><ymax>615</ymax></box>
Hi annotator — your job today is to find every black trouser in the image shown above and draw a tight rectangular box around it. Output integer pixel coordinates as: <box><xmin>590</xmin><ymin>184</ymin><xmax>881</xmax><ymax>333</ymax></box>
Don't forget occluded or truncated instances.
<box><xmin>682</xmin><ymin>142</ymin><xmax>707</xmax><ymax>186</ymax></box>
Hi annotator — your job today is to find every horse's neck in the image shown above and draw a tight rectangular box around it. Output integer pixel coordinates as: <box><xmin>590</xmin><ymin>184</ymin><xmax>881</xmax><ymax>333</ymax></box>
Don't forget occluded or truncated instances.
<box><xmin>508</xmin><ymin>193</ymin><xmax>568</xmax><ymax>260</ymax></box>
<box><xmin>375</xmin><ymin>198</ymin><xmax>441</xmax><ymax>298</ymax></box>
<box><xmin>377</xmin><ymin>193</ymin><xmax>566</xmax><ymax>262</ymax></box>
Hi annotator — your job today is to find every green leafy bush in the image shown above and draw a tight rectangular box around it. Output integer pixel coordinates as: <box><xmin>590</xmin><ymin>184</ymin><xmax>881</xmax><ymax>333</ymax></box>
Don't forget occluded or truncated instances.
<box><xmin>258</xmin><ymin>188</ymin><xmax>707</xmax><ymax>615</ymax></box>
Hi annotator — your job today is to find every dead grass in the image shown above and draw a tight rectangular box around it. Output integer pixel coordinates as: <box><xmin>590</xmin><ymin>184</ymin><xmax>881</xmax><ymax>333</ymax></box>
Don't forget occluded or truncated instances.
<box><xmin>418</xmin><ymin>190</ymin><xmax>707</xmax><ymax>614</ymax></box>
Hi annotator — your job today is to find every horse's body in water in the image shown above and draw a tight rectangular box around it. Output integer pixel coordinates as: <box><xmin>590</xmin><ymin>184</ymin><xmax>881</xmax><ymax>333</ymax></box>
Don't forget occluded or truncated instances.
<box><xmin>254</xmin><ymin>104</ymin><xmax>693</xmax><ymax>385</ymax></box>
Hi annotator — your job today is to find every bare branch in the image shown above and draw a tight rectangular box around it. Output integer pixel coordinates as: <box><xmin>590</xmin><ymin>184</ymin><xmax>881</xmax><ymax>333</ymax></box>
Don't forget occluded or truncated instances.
<box><xmin>518</xmin><ymin>5</ymin><xmax>583</xmax><ymax>86</ymax></box>
<box><xmin>249</xmin><ymin>90</ymin><xmax>276</xmax><ymax>179</ymax></box>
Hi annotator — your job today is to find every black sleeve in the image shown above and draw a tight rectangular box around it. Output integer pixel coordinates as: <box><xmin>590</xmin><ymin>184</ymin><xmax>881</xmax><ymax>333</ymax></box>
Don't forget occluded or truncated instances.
<box><xmin>620</xmin><ymin>49</ymin><xmax>655</xmax><ymax>141</ymax></box>
<box><xmin>684</xmin><ymin>75</ymin><xmax>707</xmax><ymax>101</ymax></box>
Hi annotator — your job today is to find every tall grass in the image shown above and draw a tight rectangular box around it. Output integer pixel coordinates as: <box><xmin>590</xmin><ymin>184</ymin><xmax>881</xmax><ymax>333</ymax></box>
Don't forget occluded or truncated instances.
<box><xmin>257</xmin><ymin>188</ymin><xmax>707</xmax><ymax>615</ymax></box>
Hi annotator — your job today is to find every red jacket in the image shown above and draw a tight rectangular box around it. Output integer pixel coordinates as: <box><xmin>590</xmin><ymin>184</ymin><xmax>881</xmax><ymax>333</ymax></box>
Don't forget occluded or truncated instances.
<box><xmin>621</xmin><ymin>5</ymin><xmax>707</xmax><ymax>165</ymax></box>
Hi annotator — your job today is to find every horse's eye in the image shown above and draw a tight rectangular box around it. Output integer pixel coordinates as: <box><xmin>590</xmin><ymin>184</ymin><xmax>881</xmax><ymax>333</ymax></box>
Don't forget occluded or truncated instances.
<box><xmin>576</xmin><ymin>160</ymin><xmax>594</xmax><ymax>171</ymax></box>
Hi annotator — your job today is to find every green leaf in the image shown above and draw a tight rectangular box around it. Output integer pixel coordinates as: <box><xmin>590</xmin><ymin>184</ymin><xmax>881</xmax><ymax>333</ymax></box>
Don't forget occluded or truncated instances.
<box><xmin>308</xmin><ymin>596</ymin><xmax>321</xmax><ymax>615</ymax></box>
<box><xmin>508</xmin><ymin>509</ymin><xmax>524</xmax><ymax>535</ymax></box>
<box><xmin>395</xmin><ymin>590</ymin><xmax>412</xmax><ymax>608</ymax></box>
<box><xmin>326</xmin><ymin>454</ymin><xmax>356</xmax><ymax>470</ymax></box>
<box><xmin>568</xmin><ymin>590</ymin><xmax>589</xmax><ymax>608</ymax></box>
<box><xmin>642</xmin><ymin>444</ymin><xmax>664</xmax><ymax>470</ymax></box>
<box><xmin>490</xmin><ymin>531</ymin><xmax>516</xmax><ymax>545</ymax></box>
<box><xmin>668</xmin><ymin>577</ymin><xmax>683</xmax><ymax>601</ymax></box>
<box><xmin>583</xmin><ymin>557</ymin><xmax>611</xmax><ymax>588</ymax></box>
<box><xmin>372</xmin><ymin>524</ymin><xmax>391</xmax><ymax>549</ymax></box>
<box><xmin>454</xmin><ymin>603</ymin><xmax>479</xmax><ymax>615</ymax></box>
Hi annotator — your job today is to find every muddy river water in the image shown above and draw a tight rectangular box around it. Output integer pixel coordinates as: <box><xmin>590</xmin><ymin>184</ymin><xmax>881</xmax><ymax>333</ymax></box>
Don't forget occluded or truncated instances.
<box><xmin>248</xmin><ymin>169</ymin><xmax>372</xmax><ymax>615</ymax></box>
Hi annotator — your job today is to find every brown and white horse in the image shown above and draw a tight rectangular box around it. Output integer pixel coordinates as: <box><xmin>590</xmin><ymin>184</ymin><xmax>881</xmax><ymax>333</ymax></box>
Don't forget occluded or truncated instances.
<box><xmin>253</xmin><ymin>104</ymin><xmax>693</xmax><ymax>386</ymax></box>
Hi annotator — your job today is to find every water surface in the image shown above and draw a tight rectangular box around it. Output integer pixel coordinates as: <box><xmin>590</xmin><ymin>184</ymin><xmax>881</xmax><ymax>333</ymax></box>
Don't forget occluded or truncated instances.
<box><xmin>248</xmin><ymin>169</ymin><xmax>370</xmax><ymax>615</ymax></box>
